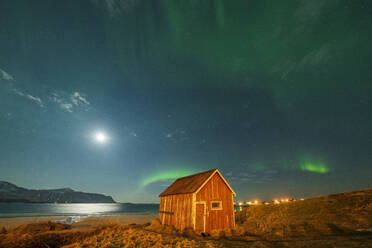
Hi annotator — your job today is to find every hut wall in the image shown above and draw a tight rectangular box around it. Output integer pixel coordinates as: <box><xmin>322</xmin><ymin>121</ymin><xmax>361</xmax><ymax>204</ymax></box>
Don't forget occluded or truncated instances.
<box><xmin>196</xmin><ymin>173</ymin><xmax>235</xmax><ymax>232</ymax></box>
<box><xmin>159</xmin><ymin>193</ymin><xmax>193</xmax><ymax>230</ymax></box>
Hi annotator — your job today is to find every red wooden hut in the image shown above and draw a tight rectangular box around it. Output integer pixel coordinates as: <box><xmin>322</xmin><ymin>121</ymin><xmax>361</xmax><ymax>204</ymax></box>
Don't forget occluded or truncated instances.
<box><xmin>158</xmin><ymin>169</ymin><xmax>236</xmax><ymax>234</ymax></box>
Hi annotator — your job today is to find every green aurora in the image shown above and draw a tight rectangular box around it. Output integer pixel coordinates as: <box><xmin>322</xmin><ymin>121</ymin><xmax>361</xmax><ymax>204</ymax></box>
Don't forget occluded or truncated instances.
<box><xmin>0</xmin><ymin>0</ymin><xmax>371</xmax><ymax>202</ymax></box>
<box><xmin>141</xmin><ymin>169</ymin><xmax>196</xmax><ymax>187</ymax></box>
<box><xmin>300</xmin><ymin>162</ymin><xmax>330</xmax><ymax>174</ymax></box>
<box><xmin>284</xmin><ymin>159</ymin><xmax>331</xmax><ymax>174</ymax></box>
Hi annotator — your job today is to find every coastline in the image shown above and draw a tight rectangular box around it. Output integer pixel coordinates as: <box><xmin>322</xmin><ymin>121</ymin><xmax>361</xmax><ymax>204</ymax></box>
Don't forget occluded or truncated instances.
<box><xmin>1</xmin><ymin>213</ymin><xmax>371</xmax><ymax>247</ymax></box>
<box><xmin>1</xmin><ymin>189</ymin><xmax>372</xmax><ymax>248</ymax></box>
<box><xmin>0</xmin><ymin>213</ymin><xmax>157</xmax><ymax>231</ymax></box>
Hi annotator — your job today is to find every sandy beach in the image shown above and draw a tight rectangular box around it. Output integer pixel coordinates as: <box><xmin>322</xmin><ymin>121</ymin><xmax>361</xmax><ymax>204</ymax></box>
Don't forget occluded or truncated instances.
<box><xmin>1</xmin><ymin>213</ymin><xmax>372</xmax><ymax>248</ymax></box>
<box><xmin>0</xmin><ymin>215</ymin><xmax>226</xmax><ymax>248</ymax></box>
<box><xmin>1</xmin><ymin>189</ymin><xmax>372</xmax><ymax>247</ymax></box>
<box><xmin>0</xmin><ymin>214</ymin><xmax>371</xmax><ymax>248</ymax></box>
<box><xmin>0</xmin><ymin>214</ymin><xmax>157</xmax><ymax>231</ymax></box>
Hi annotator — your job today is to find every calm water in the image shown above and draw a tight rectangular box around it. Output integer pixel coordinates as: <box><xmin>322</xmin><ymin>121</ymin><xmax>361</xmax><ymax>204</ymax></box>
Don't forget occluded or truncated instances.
<box><xmin>0</xmin><ymin>203</ymin><xmax>159</xmax><ymax>218</ymax></box>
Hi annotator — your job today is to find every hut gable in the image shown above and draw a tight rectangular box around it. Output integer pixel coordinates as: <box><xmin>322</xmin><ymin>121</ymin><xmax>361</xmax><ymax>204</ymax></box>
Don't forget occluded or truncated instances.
<box><xmin>159</xmin><ymin>169</ymin><xmax>235</xmax><ymax>197</ymax></box>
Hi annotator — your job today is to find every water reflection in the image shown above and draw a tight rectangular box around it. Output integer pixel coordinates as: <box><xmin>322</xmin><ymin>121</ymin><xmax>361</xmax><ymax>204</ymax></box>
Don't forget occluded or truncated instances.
<box><xmin>0</xmin><ymin>203</ymin><xmax>159</xmax><ymax>218</ymax></box>
<box><xmin>52</xmin><ymin>203</ymin><xmax>121</xmax><ymax>215</ymax></box>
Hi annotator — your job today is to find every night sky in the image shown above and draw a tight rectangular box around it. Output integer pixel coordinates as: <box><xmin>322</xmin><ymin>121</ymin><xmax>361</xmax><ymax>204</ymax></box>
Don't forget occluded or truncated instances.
<box><xmin>1</xmin><ymin>0</ymin><xmax>372</xmax><ymax>203</ymax></box>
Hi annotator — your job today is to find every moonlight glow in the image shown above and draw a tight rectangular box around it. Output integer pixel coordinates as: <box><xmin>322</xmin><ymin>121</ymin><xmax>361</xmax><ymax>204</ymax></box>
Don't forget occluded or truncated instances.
<box><xmin>93</xmin><ymin>131</ymin><xmax>108</xmax><ymax>144</ymax></box>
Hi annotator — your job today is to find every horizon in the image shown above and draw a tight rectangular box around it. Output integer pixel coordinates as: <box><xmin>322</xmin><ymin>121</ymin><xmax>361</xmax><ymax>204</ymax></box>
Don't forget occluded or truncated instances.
<box><xmin>1</xmin><ymin>0</ymin><xmax>372</xmax><ymax>203</ymax></box>
<box><xmin>3</xmin><ymin>178</ymin><xmax>372</xmax><ymax>204</ymax></box>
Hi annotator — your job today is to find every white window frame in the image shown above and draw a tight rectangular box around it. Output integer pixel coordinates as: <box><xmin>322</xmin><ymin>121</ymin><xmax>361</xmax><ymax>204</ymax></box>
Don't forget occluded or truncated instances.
<box><xmin>210</xmin><ymin>201</ymin><xmax>223</xmax><ymax>210</ymax></box>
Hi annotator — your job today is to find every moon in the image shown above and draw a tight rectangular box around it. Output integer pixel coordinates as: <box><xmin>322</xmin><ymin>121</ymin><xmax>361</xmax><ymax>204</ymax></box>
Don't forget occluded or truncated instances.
<box><xmin>93</xmin><ymin>131</ymin><xmax>108</xmax><ymax>144</ymax></box>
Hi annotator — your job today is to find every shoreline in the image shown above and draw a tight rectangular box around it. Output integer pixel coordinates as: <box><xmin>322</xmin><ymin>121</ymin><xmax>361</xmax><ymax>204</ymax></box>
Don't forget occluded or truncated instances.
<box><xmin>0</xmin><ymin>213</ymin><xmax>157</xmax><ymax>230</ymax></box>
<box><xmin>0</xmin><ymin>211</ymin><xmax>157</xmax><ymax>218</ymax></box>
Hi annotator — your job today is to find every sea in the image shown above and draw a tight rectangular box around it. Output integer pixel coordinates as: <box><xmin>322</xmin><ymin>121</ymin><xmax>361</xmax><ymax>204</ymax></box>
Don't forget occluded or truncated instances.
<box><xmin>0</xmin><ymin>203</ymin><xmax>159</xmax><ymax>222</ymax></box>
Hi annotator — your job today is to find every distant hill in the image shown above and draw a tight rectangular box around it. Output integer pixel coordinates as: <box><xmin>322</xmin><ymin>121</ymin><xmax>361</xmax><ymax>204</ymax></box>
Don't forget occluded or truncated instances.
<box><xmin>236</xmin><ymin>188</ymin><xmax>372</xmax><ymax>238</ymax></box>
<box><xmin>0</xmin><ymin>181</ymin><xmax>115</xmax><ymax>203</ymax></box>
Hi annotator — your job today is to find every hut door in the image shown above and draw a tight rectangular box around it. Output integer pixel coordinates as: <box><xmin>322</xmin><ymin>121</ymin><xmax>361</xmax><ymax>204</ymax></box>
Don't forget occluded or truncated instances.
<box><xmin>195</xmin><ymin>203</ymin><xmax>206</xmax><ymax>233</ymax></box>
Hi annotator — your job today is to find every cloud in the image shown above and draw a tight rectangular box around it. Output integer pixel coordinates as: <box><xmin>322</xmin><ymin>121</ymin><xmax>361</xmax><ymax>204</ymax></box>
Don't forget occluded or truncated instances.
<box><xmin>264</xmin><ymin>170</ymin><xmax>279</xmax><ymax>174</ymax></box>
<box><xmin>1</xmin><ymin>69</ymin><xmax>90</xmax><ymax>111</ymax></box>
<box><xmin>71</xmin><ymin>92</ymin><xmax>90</xmax><ymax>106</ymax></box>
<box><xmin>292</xmin><ymin>0</ymin><xmax>338</xmax><ymax>41</ymax></box>
<box><xmin>227</xmin><ymin>172</ymin><xmax>256</xmax><ymax>184</ymax></box>
<box><xmin>60</xmin><ymin>103</ymin><xmax>74</xmax><ymax>113</ymax></box>
<box><xmin>25</xmin><ymin>94</ymin><xmax>44</xmax><ymax>107</ymax></box>
<box><xmin>295</xmin><ymin>0</ymin><xmax>338</xmax><ymax>23</ymax></box>
<box><xmin>91</xmin><ymin>0</ymin><xmax>140</xmax><ymax>17</ymax></box>
<box><xmin>50</xmin><ymin>91</ymin><xmax>90</xmax><ymax>113</ymax></box>
<box><xmin>271</xmin><ymin>60</ymin><xmax>296</xmax><ymax>80</ymax></box>
<box><xmin>230</xmin><ymin>176</ymin><xmax>254</xmax><ymax>182</ymax></box>
<box><xmin>163</xmin><ymin>129</ymin><xmax>190</xmax><ymax>144</ymax></box>
<box><xmin>271</xmin><ymin>45</ymin><xmax>330</xmax><ymax>80</ymax></box>
<box><xmin>0</xmin><ymin>69</ymin><xmax>14</xmax><ymax>81</ymax></box>
<box><xmin>227</xmin><ymin>169</ymin><xmax>278</xmax><ymax>185</ymax></box>
<box><xmin>13</xmin><ymin>89</ymin><xmax>44</xmax><ymax>108</ymax></box>
<box><xmin>298</xmin><ymin>46</ymin><xmax>330</xmax><ymax>68</ymax></box>
<box><xmin>1</xmin><ymin>69</ymin><xmax>44</xmax><ymax>108</ymax></box>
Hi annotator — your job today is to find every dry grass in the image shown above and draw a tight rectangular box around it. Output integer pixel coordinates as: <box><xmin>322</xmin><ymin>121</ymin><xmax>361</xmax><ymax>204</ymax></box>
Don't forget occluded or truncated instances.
<box><xmin>235</xmin><ymin>188</ymin><xmax>372</xmax><ymax>239</ymax></box>
<box><xmin>1</xmin><ymin>218</ymin><xmax>371</xmax><ymax>248</ymax></box>
<box><xmin>0</xmin><ymin>221</ymin><xmax>224</xmax><ymax>248</ymax></box>
<box><xmin>1</xmin><ymin>189</ymin><xmax>372</xmax><ymax>247</ymax></box>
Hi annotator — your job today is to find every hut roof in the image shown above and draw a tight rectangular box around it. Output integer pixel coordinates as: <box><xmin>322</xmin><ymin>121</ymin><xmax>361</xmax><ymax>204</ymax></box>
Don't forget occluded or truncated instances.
<box><xmin>159</xmin><ymin>169</ymin><xmax>236</xmax><ymax>197</ymax></box>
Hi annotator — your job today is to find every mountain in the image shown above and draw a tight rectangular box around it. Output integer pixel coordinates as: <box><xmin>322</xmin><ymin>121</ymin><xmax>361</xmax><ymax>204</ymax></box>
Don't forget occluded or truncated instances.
<box><xmin>0</xmin><ymin>181</ymin><xmax>115</xmax><ymax>203</ymax></box>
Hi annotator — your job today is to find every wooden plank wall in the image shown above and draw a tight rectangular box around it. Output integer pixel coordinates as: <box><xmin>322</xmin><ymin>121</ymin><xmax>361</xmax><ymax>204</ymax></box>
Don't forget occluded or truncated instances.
<box><xmin>196</xmin><ymin>173</ymin><xmax>235</xmax><ymax>232</ymax></box>
<box><xmin>159</xmin><ymin>193</ymin><xmax>193</xmax><ymax>231</ymax></box>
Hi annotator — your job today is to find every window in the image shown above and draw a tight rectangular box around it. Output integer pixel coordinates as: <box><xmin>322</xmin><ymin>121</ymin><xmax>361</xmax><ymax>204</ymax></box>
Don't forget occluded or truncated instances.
<box><xmin>210</xmin><ymin>201</ymin><xmax>222</xmax><ymax>210</ymax></box>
